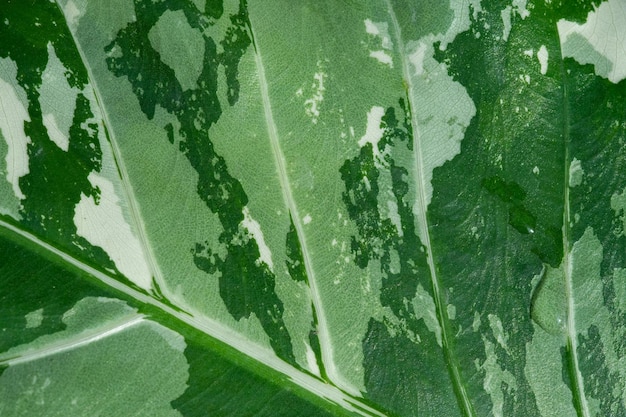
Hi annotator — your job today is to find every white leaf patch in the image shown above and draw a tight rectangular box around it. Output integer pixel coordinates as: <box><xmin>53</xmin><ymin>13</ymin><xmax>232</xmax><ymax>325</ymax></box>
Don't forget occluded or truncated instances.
<box><xmin>74</xmin><ymin>173</ymin><xmax>152</xmax><ymax>290</ymax></box>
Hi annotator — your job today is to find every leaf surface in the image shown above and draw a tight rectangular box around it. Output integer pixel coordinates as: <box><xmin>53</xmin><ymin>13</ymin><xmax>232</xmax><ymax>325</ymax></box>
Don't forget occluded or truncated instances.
<box><xmin>1</xmin><ymin>0</ymin><xmax>626</xmax><ymax>416</ymax></box>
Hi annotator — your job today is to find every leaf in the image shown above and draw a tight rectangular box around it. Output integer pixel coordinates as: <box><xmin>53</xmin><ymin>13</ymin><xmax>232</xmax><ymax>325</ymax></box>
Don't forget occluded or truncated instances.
<box><xmin>1</xmin><ymin>0</ymin><xmax>625</xmax><ymax>416</ymax></box>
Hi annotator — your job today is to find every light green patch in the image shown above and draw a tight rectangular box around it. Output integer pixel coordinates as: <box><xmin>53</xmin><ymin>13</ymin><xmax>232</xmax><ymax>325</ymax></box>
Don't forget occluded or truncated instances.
<box><xmin>412</xmin><ymin>284</ymin><xmax>442</xmax><ymax>347</ymax></box>
<box><xmin>500</xmin><ymin>6</ymin><xmax>512</xmax><ymax>41</ymax></box>
<box><xmin>568</xmin><ymin>158</ymin><xmax>583</xmax><ymax>187</ymax></box>
<box><xmin>524</xmin><ymin>323</ymin><xmax>576</xmax><ymax>417</ymax></box>
<box><xmin>557</xmin><ymin>0</ymin><xmax>626</xmax><ymax>83</ymax></box>
<box><xmin>0</xmin><ymin>56</ymin><xmax>31</xmax><ymax>201</ymax></box>
<box><xmin>512</xmin><ymin>0</ymin><xmax>530</xmax><ymax>19</ymax></box>
<box><xmin>531</xmin><ymin>263</ymin><xmax>567</xmax><ymax>337</ymax></box>
<box><xmin>447</xmin><ymin>304</ymin><xmax>456</xmax><ymax>320</ymax></box>
<box><xmin>40</xmin><ymin>42</ymin><xmax>80</xmax><ymax>152</ymax></box>
<box><xmin>472</xmin><ymin>311</ymin><xmax>481</xmax><ymax>332</ymax></box>
<box><xmin>25</xmin><ymin>308</ymin><xmax>44</xmax><ymax>329</ymax></box>
<box><xmin>0</xmin><ymin>297</ymin><xmax>187</xmax><ymax>416</ymax></box>
<box><xmin>0</xmin><ymin>129</ymin><xmax>20</xmax><ymax>219</ymax></box>
<box><xmin>148</xmin><ymin>10</ymin><xmax>204</xmax><ymax>91</ymax></box>
<box><xmin>610</xmin><ymin>188</ymin><xmax>626</xmax><ymax>237</ymax></box>
<box><xmin>487</xmin><ymin>314</ymin><xmax>510</xmax><ymax>353</ymax></box>
<box><xmin>479</xmin><ymin>337</ymin><xmax>517</xmax><ymax>417</ymax></box>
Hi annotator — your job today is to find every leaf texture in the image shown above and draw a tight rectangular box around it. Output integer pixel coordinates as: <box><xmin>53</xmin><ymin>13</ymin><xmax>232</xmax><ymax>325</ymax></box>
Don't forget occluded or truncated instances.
<box><xmin>1</xmin><ymin>0</ymin><xmax>626</xmax><ymax>416</ymax></box>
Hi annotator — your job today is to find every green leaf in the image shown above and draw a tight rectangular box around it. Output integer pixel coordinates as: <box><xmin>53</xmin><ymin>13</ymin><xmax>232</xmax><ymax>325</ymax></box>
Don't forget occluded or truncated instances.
<box><xmin>1</xmin><ymin>0</ymin><xmax>625</xmax><ymax>416</ymax></box>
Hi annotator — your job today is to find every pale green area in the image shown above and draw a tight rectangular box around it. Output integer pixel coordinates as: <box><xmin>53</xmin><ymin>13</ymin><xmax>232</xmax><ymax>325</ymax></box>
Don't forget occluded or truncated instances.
<box><xmin>487</xmin><ymin>314</ymin><xmax>509</xmax><ymax>353</ymax></box>
<box><xmin>0</xmin><ymin>56</ymin><xmax>29</xmax><ymax>215</ymax></box>
<box><xmin>39</xmin><ymin>42</ymin><xmax>79</xmax><ymax>152</ymax></box>
<box><xmin>24</xmin><ymin>308</ymin><xmax>44</xmax><ymax>329</ymax></box>
<box><xmin>0</xmin><ymin>129</ymin><xmax>20</xmax><ymax>219</ymax></box>
<box><xmin>0</xmin><ymin>298</ymin><xmax>188</xmax><ymax>417</ymax></box>
<box><xmin>531</xmin><ymin>264</ymin><xmax>567</xmax><ymax>336</ymax></box>
<box><xmin>478</xmin><ymin>337</ymin><xmax>517</xmax><ymax>417</ymax></box>
<box><xmin>525</xmin><ymin>323</ymin><xmax>576</xmax><ymax>417</ymax></box>
<box><xmin>447</xmin><ymin>304</ymin><xmax>456</xmax><ymax>320</ymax></box>
<box><xmin>560</xmin><ymin>33</ymin><xmax>613</xmax><ymax>81</ymax></box>
<box><xmin>148</xmin><ymin>10</ymin><xmax>204</xmax><ymax>91</ymax></box>
<box><xmin>610</xmin><ymin>188</ymin><xmax>626</xmax><ymax>237</ymax></box>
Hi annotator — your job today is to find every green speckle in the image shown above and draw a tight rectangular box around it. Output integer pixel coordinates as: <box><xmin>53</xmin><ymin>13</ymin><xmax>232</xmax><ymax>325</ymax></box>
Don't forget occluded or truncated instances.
<box><xmin>24</xmin><ymin>308</ymin><xmax>44</xmax><ymax>329</ymax></box>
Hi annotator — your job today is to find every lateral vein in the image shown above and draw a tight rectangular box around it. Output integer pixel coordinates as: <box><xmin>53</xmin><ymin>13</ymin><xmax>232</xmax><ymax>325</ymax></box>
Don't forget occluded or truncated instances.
<box><xmin>247</xmin><ymin>26</ymin><xmax>341</xmax><ymax>391</ymax></box>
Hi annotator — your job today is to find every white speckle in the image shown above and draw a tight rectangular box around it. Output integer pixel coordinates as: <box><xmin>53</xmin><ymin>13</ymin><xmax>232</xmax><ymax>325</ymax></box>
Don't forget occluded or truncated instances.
<box><xmin>369</xmin><ymin>50</ymin><xmax>393</xmax><ymax>67</ymax></box>
<box><xmin>365</xmin><ymin>18</ymin><xmax>394</xmax><ymax>67</ymax></box>
<box><xmin>357</xmin><ymin>106</ymin><xmax>385</xmax><ymax>152</ymax></box>
<box><xmin>240</xmin><ymin>206</ymin><xmax>274</xmax><ymax>271</ymax></box>
<box><xmin>364</xmin><ymin>19</ymin><xmax>393</xmax><ymax>49</ymax></box>
<box><xmin>331</xmin><ymin>239</ymin><xmax>338</xmax><ymax>246</ymax></box>
<box><xmin>303</xmin><ymin>62</ymin><xmax>326</xmax><ymax>124</ymax></box>
<box><xmin>569</xmin><ymin>157</ymin><xmax>584</xmax><ymax>187</ymax></box>
<box><xmin>349</xmin><ymin>126</ymin><xmax>355</xmax><ymax>137</ymax></box>
<box><xmin>524</xmin><ymin>49</ymin><xmax>534</xmax><ymax>57</ymax></box>
<box><xmin>557</xmin><ymin>0</ymin><xmax>626</xmax><ymax>83</ymax></box>
<box><xmin>537</xmin><ymin>45</ymin><xmax>549</xmax><ymax>75</ymax></box>
<box><xmin>0</xmin><ymin>58</ymin><xmax>31</xmax><ymax>200</ymax></box>
<box><xmin>533</xmin><ymin>166</ymin><xmax>540</xmax><ymax>174</ymax></box>
<box><xmin>295</xmin><ymin>87</ymin><xmax>303</xmax><ymax>96</ymax></box>
<box><xmin>409</xmin><ymin>42</ymin><xmax>428</xmax><ymax>76</ymax></box>
<box><xmin>74</xmin><ymin>173</ymin><xmax>153</xmax><ymax>290</ymax></box>
<box><xmin>304</xmin><ymin>342</ymin><xmax>321</xmax><ymax>377</ymax></box>
<box><xmin>25</xmin><ymin>308</ymin><xmax>44</xmax><ymax>329</ymax></box>
<box><xmin>303</xmin><ymin>214</ymin><xmax>312</xmax><ymax>224</ymax></box>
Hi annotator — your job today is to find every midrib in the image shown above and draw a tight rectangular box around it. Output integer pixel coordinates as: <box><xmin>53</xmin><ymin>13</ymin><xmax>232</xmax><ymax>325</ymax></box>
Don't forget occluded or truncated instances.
<box><xmin>558</xmin><ymin>38</ymin><xmax>592</xmax><ymax>417</ymax></box>
<box><xmin>384</xmin><ymin>2</ymin><xmax>475</xmax><ymax>415</ymax></box>
<box><xmin>0</xmin><ymin>219</ymin><xmax>385</xmax><ymax>417</ymax></box>
<box><xmin>247</xmin><ymin>29</ymin><xmax>339</xmax><ymax>389</ymax></box>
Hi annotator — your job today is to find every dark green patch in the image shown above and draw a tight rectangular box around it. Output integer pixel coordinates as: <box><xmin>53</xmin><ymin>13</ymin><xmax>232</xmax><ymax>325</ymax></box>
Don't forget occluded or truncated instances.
<box><xmin>0</xmin><ymin>233</ymin><xmax>104</xmax><ymax>354</ymax></box>
<box><xmin>105</xmin><ymin>0</ymin><xmax>295</xmax><ymax>365</ymax></box>
<box><xmin>285</xmin><ymin>215</ymin><xmax>307</xmax><ymax>283</ymax></box>
<box><xmin>171</xmin><ymin>341</ymin><xmax>337</xmax><ymax>417</ymax></box>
